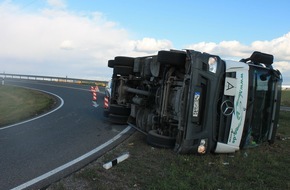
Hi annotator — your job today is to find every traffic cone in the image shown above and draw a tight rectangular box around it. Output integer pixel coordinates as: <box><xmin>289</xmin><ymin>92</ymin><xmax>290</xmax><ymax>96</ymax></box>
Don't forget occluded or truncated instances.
<box><xmin>93</xmin><ymin>92</ymin><xmax>97</xmax><ymax>101</ymax></box>
<box><xmin>104</xmin><ymin>96</ymin><xmax>109</xmax><ymax>108</ymax></box>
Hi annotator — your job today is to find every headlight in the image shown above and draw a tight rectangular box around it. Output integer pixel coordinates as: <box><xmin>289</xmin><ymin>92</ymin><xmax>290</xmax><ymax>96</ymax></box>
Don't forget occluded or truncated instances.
<box><xmin>198</xmin><ymin>139</ymin><xmax>208</xmax><ymax>154</ymax></box>
<box><xmin>208</xmin><ymin>57</ymin><xmax>217</xmax><ymax>73</ymax></box>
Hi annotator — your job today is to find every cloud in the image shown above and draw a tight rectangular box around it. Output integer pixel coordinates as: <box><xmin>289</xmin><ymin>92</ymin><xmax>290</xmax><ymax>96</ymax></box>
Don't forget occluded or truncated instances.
<box><xmin>186</xmin><ymin>32</ymin><xmax>290</xmax><ymax>81</ymax></box>
<box><xmin>60</xmin><ymin>40</ymin><xmax>75</xmax><ymax>50</ymax></box>
<box><xmin>0</xmin><ymin>1</ymin><xmax>164</xmax><ymax>80</ymax></box>
<box><xmin>187</xmin><ymin>41</ymin><xmax>251</xmax><ymax>58</ymax></box>
<box><xmin>273</xmin><ymin>61</ymin><xmax>290</xmax><ymax>74</ymax></box>
<box><xmin>132</xmin><ymin>38</ymin><xmax>173</xmax><ymax>53</ymax></box>
<box><xmin>251</xmin><ymin>32</ymin><xmax>290</xmax><ymax>61</ymax></box>
<box><xmin>0</xmin><ymin>1</ymin><xmax>289</xmax><ymax>83</ymax></box>
<box><xmin>46</xmin><ymin>0</ymin><xmax>66</xmax><ymax>9</ymax></box>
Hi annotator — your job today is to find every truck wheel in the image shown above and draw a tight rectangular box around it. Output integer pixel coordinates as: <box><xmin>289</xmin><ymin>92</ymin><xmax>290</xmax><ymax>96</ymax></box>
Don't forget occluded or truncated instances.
<box><xmin>136</xmin><ymin>108</ymin><xmax>145</xmax><ymax>130</ymax></box>
<box><xmin>114</xmin><ymin>56</ymin><xmax>135</xmax><ymax>67</ymax></box>
<box><xmin>109</xmin><ymin>104</ymin><xmax>131</xmax><ymax>116</ymax></box>
<box><xmin>147</xmin><ymin>130</ymin><xmax>176</xmax><ymax>149</ymax></box>
<box><xmin>113</xmin><ymin>66</ymin><xmax>133</xmax><ymax>76</ymax></box>
<box><xmin>108</xmin><ymin>60</ymin><xmax>115</xmax><ymax>68</ymax></box>
<box><xmin>157</xmin><ymin>50</ymin><xmax>186</xmax><ymax>66</ymax></box>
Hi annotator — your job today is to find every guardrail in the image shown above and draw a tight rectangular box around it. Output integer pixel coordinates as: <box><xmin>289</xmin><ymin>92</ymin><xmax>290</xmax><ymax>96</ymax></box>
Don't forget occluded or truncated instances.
<box><xmin>0</xmin><ymin>73</ymin><xmax>108</xmax><ymax>86</ymax></box>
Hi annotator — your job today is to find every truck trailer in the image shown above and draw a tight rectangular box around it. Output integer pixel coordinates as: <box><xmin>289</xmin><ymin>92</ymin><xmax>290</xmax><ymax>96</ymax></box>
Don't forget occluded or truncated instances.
<box><xmin>103</xmin><ymin>49</ymin><xmax>282</xmax><ymax>154</ymax></box>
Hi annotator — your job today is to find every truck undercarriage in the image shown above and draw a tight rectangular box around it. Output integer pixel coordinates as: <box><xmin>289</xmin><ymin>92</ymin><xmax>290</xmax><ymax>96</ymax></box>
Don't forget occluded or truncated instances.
<box><xmin>104</xmin><ymin>49</ymin><xmax>282</xmax><ymax>154</ymax></box>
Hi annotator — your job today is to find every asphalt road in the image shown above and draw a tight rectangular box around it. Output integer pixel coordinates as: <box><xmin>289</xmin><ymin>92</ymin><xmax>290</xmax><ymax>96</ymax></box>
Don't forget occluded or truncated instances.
<box><xmin>0</xmin><ymin>79</ymin><xmax>133</xmax><ymax>190</ymax></box>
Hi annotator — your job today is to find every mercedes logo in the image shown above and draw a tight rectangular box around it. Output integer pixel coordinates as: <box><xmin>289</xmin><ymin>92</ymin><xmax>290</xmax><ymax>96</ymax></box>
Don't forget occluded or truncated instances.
<box><xmin>221</xmin><ymin>100</ymin><xmax>234</xmax><ymax>116</ymax></box>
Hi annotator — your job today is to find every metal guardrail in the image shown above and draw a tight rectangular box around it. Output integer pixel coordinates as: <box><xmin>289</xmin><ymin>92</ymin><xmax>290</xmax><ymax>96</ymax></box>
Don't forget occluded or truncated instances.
<box><xmin>0</xmin><ymin>73</ymin><xmax>108</xmax><ymax>86</ymax></box>
<box><xmin>280</xmin><ymin>106</ymin><xmax>290</xmax><ymax>112</ymax></box>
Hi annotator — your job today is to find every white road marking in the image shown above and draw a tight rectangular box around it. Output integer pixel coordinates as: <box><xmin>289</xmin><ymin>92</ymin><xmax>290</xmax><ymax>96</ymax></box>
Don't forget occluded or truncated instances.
<box><xmin>0</xmin><ymin>87</ymin><xmax>64</xmax><ymax>131</ymax></box>
<box><xmin>92</xmin><ymin>101</ymin><xmax>99</xmax><ymax>108</ymax></box>
<box><xmin>2</xmin><ymin>82</ymin><xmax>124</xmax><ymax>189</ymax></box>
<box><xmin>11</xmin><ymin>125</ymin><xmax>132</xmax><ymax>190</ymax></box>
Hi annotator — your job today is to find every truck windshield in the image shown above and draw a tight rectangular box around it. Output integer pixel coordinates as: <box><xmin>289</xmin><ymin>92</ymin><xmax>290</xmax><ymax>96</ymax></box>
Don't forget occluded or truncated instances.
<box><xmin>249</xmin><ymin>66</ymin><xmax>277</xmax><ymax>143</ymax></box>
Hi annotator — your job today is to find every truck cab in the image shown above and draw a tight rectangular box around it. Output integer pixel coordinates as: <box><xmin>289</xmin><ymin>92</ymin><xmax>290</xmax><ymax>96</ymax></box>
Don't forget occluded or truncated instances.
<box><xmin>104</xmin><ymin>49</ymin><xmax>282</xmax><ymax>154</ymax></box>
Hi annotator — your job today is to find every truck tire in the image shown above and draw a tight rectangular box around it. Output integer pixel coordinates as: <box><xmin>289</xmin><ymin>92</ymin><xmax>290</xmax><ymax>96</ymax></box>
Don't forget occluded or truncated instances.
<box><xmin>108</xmin><ymin>60</ymin><xmax>115</xmax><ymax>68</ymax></box>
<box><xmin>157</xmin><ymin>50</ymin><xmax>186</xmax><ymax>66</ymax></box>
<box><xmin>113</xmin><ymin>66</ymin><xmax>133</xmax><ymax>76</ymax></box>
<box><xmin>109</xmin><ymin>104</ymin><xmax>131</xmax><ymax>116</ymax></box>
<box><xmin>147</xmin><ymin>130</ymin><xmax>176</xmax><ymax>149</ymax></box>
<box><xmin>114</xmin><ymin>56</ymin><xmax>135</xmax><ymax>67</ymax></box>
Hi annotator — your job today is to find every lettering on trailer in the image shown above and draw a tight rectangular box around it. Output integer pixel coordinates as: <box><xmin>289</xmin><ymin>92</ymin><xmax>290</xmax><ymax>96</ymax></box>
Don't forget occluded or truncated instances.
<box><xmin>232</xmin><ymin>73</ymin><xmax>246</xmax><ymax>144</ymax></box>
<box><xmin>227</xmin><ymin>73</ymin><xmax>247</xmax><ymax>144</ymax></box>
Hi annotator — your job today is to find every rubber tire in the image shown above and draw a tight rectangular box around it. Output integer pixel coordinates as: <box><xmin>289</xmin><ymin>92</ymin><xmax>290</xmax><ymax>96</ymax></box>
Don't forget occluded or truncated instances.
<box><xmin>108</xmin><ymin>60</ymin><xmax>115</xmax><ymax>68</ymax></box>
<box><xmin>136</xmin><ymin>108</ymin><xmax>144</xmax><ymax>130</ymax></box>
<box><xmin>147</xmin><ymin>130</ymin><xmax>176</xmax><ymax>149</ymax></box>
<box><xmin>109</xmin><ymin>104</ymin><xmax>131</xmax><ymax>116</ymax></box>
<box><xmin>114</xmin><ymin>56</ymin><xmax>135</xmax><ymax>67</ymax></box>
<box><xmin>157</xmin><ymin>50</ymin><xmax>186</xmax><ymax>66</ymax></box>
<box><xmin>113</xmin><ymin>66</ymin><xmax>133</xmax><ymax>76</ymax></box>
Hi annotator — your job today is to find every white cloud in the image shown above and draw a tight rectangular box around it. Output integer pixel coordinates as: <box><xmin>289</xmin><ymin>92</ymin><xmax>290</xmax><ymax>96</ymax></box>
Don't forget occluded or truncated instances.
<box><xmin>0</xmin><ymin>1</ymin><xmax>290</xmax><ymax>83</ymax></box>
<box><xmin>187</xmin><ymin>41</ymin><xmax>250</xmax><ymax>58</ymax></box>
<box><xmin>60</xmin><ymin>40</ymin><xmax>75</xmax><ymax>50</ymax></box>
<box><xmin>132</xmin><ymin>38</ymin><xmax>173</xmax><ymax>53</ymax></box>
<box><xmin>0</xmin><ymin>1</ymin><xmax>167</xmax><ymax>80</ymax></box>
<box><xmin>186</xmin><ymin>33</ymin><xmax>290</xmax><ymax>82</ymax></box>
<box><xmin>46</xmin><ymin>0</ymin><xmax>66</xmax><ymax>9</ymax></box>
<box><xmin>251</xmin><ymin>32</ymin><xmax>290</xmax><ymax>61</ymax></box>
<box><xmin>273</xmin><ymin>61</ymin><xmax>290</xmax><ymax>74</ymax></box>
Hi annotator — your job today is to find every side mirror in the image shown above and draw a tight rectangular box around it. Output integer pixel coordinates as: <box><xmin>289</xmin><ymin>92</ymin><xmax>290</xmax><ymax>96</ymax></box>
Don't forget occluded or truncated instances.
<box><xmin>250</xmin><ymin>51</ymin><xmax>273</xmax><ymax>65</ymax></box>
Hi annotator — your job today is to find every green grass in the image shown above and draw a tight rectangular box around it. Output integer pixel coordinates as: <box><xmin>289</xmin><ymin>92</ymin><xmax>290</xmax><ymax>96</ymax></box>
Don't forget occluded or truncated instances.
<box><xmin>281</xmin><ymin>90</ymin><xmax>290</xmax><ymax>106</ymax></box>
<box><xmin>0</xmin><ymin>85</ymin><xmax>56</xmax><ymax>127</ymax></box>
<box><xmin>47</xmin><ymin>91</ymin><xmax>290</xmax><ymax>190</ymax></box>
<box><xmin>66</xmin><ymin>111</ymin><xmax>289</xmax><ymax>190</ymax></box>
<box><xmin>1</xmin><ymin>86</ymin><xmax>288</xmax><ymax>190</ymax></box>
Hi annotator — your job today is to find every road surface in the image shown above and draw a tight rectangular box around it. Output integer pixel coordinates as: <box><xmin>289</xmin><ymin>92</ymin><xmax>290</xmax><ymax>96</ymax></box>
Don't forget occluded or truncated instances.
<box><xmin>0</xmin><ymin>79</ymin><xmax>133</xmax><ymax>189</ymax></box>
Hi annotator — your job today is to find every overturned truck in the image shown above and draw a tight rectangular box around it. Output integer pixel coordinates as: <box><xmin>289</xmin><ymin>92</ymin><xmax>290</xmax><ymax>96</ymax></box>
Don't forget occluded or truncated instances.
<box><xmin>104</xmin><ymin>49</ymin><xmax>282</xmax><ymax>154</ymax></box>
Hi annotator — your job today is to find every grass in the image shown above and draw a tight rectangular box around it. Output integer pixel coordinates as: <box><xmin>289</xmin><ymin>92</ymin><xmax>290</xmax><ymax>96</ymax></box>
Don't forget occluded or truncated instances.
<box><xmin>47</xmin><ymin>91</ymin><xmax>290</xmax><ymax>190</ymax></box>
<box><xmin>0</xmin><ymin>85</ymin><xmax>56</xmax><ymax>127</ymax></box>
<box><xmin>281</xmin><ymin>90</ymin><xmax>290</xmax><ymax>106</ymax></box>
<box><xmin>1</xmin><ymin>84</ymin><xmax>288</xmax><ymax>189</ymax></box>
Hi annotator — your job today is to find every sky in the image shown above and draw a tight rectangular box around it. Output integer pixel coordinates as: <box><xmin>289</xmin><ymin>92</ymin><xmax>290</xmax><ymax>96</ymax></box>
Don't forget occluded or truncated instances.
<box><xmin>0</xmin><ymin>0</ymin><xmax>290</xmax><ymax>83</ymax></box>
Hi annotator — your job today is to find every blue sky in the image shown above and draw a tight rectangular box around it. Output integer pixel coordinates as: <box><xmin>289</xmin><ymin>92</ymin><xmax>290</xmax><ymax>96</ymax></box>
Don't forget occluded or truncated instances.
<box><xmin>16</xmin><ymin>0</ymin><xmax>290</xmax><ymax>46</ymax></box>
<box><xmin>1</xmin><ymin>0</ymin><xmax>290</xmax><ymax>83</ymax></box>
